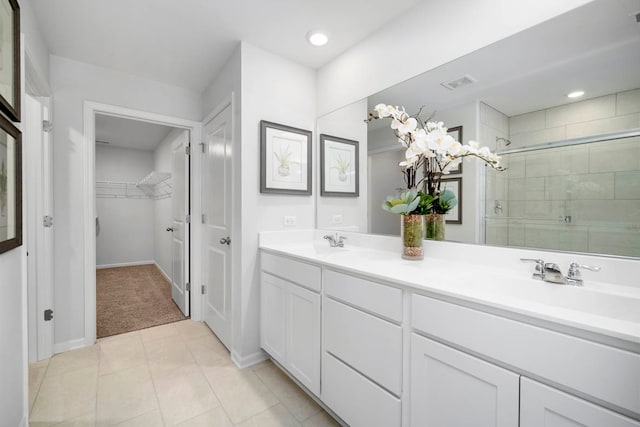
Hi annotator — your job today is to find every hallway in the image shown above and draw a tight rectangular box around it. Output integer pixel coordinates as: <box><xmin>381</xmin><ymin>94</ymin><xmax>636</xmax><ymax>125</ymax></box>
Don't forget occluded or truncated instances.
<box><xmin>28</xmin><ymin>320</ymin><xmax>338</xmax><ymax>426</ymax></box>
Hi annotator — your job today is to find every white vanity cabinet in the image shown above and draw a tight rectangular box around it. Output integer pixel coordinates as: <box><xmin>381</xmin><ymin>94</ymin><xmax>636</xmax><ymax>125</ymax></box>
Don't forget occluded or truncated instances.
<box><xmin>322</xmin><ymin>269</ymin><xmax>403</xmax><ymax>427</ymax></box>
<box><xmin>520</xmin><ymin>378</ymin><xmax>640</xmax><ymax>427</ymax></box>
<box><xmin>260</xmin><ymin>253</ymin><xmax>321</xmax><ymax>396</ymax></box>
<box><xmin>258</xmin><ymin>243</ymin><xmax>640</xmax><ymax>427</ymax></box>
<box><xmin>410</xmin><ymin>333</ymin><xmax>520</xmax><ymax>427</ymax></box>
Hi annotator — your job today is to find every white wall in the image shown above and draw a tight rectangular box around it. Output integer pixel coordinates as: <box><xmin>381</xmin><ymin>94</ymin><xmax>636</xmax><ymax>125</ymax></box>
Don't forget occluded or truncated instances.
<box><xmin>22</xmin><ymin>0</ymin><xmax>50</xmax><ymax>93</ymax></box>
<box><xmin>153</xmin><ymin>129</ymin><xmax>182</xmax><ymax>278</ymax></box>
<box><xmin>238</xmin><ymin>42</ymin><xmax>316</xmax><ymax>361</ymax></box>
<box><xmin>0</xmin><ymin>2</ymin><xmax>49</xmax><ymax>424</ymax></box>
<box><xmin>316</xmin><ymin>99</ymin><xmax>368</xmax><ymax>231</ymax></box>
<box><xmin>0</xmin><ymin>248</ymin><xmax>26</xmax><ymax>427</ymax></box>
<box><xmin>316</xmin><ymin>0</ymin><xmax>593</xmax><ymax>116</ymax></box>
<box><xmin>95</xmin><ymin>145</ymin><xmax>155</xmax><ymax>267</ymax></box>
<box><xmin>50</xmin><ymin>55</ymin><xmax>201</xmax><ymax>346</ymax></box>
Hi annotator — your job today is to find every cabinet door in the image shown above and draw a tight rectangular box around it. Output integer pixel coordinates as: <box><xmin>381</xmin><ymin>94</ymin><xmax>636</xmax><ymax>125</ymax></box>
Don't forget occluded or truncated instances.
<box><xmin>260</xmin><ymin>273</ymin><xmax>287</xmax><ymax>365</ymax></box>
<box><xmin>410</xmin><ymin>334</ymin><xmax>519</xmax><ymax>427</ymax></box>
<box><xmin>286</xmin><ymin>283</ymin><xmax>321</xmax><ymax>396</ymax></box>
<box><xmin>521</xmin><ymin>378</ymin><xmax>640</xmax><ymax>427</ymax></box>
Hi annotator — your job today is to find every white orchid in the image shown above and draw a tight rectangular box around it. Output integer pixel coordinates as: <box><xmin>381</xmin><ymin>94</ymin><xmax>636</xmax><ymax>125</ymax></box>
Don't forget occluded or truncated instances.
<box><xmin>374</xmin><ymin>103</ymin><xmax>395</xmax><ymax>118</ymax></box>
<box><xmin>367</xmin><ymin>103</ymin><xmax>504</xmax><ymax>193</ymax></box>
<box><xmin>391</xmin><ymin>116</ymin><xmax>417</xmax><ymax>135</ymax></box>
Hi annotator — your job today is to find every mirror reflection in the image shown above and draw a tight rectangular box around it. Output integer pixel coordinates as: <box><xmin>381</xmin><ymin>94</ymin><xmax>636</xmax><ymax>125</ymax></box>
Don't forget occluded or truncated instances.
<box><xmin>316</xmin><ymin>0</ymin><xmax>640</xmax><ymax>258</ymax></box>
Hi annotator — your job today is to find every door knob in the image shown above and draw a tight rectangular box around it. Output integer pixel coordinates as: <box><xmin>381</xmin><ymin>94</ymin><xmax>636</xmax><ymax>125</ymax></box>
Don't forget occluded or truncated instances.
<box><xmin>166</xmin><ymin>227</ymin><xmax>174</xmax><ymax>232</ymax></box>
<box><xmin>219</xmin><ymin>237</ymin><xmax>231</xmax><ymax>245</ymax></box>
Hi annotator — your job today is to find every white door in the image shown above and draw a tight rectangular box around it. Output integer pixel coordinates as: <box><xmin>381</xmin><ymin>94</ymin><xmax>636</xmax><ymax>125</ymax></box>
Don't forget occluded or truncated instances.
<box><xmin>171</xmin><ymin>130</ymin><xmax>190</xmax><ymax>316</ymax></box>
<box><xmin>25</xmin><ymin>94</ymin><xmax>54</xmax><ymax>361</ymax></box>
<box><xmin>521</xmin><ymin>378</ymin><xmax>640</xmax><ymax>427</ymax></box>
<box><xmin>202</xmin><ymin>105</ymin><xmax>232</xmax><ymax>347</ymax></box>
<box><xmin>410</xmin><ymin>333</ymin><xmax>520</xmax><ymax>427</ymax></box>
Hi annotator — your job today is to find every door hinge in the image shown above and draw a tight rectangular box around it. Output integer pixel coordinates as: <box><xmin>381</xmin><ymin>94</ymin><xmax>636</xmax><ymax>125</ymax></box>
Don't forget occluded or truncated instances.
<box><xmin>200</xmin><ymin>142</ymin><xmax>206</xmax><ymax>153</ymax></box>
<box><xmin>44</xmin><ymin>309</ymin><xmax>54</xmax><ymax>321</ymax></box>
<box><xmin>42</xmin><ymin>120</ymin><xmax>53</xmax><ymax>133</ymax></box>
<box><xmin>201</xmin><ymin>285</ymin><xmax>205</xmax><ymax>295</ymax></box>
<box><xmin>43</xmin><ymin>215</ymin><xmax>53</xmax><ymax>228</ymax></box>
<box><xmin>185</xmin><ymin>144</ymin><xmax>191</xmax><ymax>156</ymax></box>
<box><xmin>186</xmin><ymin>282</ymin><xmax>191</xmax><ymax>292</ymax></box>
<box><xmin>186</xmin><ymin>214</ymin><xmax>191</xmax><ymax>223</ymax></box>
<box><xmin>201</xmin><ymin>214</ymin><xmax>206</xmax><ymax>224</ymax></box>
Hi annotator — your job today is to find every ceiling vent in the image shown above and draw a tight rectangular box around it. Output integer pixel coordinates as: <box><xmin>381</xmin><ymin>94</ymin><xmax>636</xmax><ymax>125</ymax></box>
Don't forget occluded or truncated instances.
<box><xmin>441</xmin><ymin>74</ymin><xmax>478</xmax><ymax>91</ymax></box>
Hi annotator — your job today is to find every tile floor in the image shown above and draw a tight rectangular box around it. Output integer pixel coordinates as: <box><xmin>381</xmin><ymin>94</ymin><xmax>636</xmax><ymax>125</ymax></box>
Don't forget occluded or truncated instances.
<box><xmin>29</xmin><ymin>320</ymin><xmax>340</xmax><ymax>426</ymax></box>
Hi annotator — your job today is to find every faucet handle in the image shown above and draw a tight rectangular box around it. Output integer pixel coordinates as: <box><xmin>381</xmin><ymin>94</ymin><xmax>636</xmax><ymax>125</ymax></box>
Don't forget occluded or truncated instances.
<box><xmin>566</xmin><ymin>262</ymin><xmax>600</xmax><ymax>286</ymax></box>
<box><xmin>520</xmin><ymin>258</ymin><xmax>544</xmax><ymax>279</ymax></box>
<box><xmin>569</xmin><ymin>262</ymin><xmax>601</xmax><ymax>273</ymax></box>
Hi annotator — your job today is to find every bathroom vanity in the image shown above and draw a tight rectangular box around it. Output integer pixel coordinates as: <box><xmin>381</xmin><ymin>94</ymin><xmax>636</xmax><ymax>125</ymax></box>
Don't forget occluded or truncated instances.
<box><xmin>259</xmin><ymin>230</ymin><xmax>640</xmax><ymax>427</ymax></box>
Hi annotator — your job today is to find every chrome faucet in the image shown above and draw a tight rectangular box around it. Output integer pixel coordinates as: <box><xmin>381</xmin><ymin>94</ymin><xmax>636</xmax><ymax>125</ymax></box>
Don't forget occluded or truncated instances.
<box><xmin>323</xmin><ymin>233</ymin><xmax>347</xmax><ymax>248</ymax></box>
<box><xmin>541</xmin><ymin>262</ymin><xmax>566</xmax><ymax>284</ymax></box>
<box><xmin>520</xmin><ymin>259</ymin><xmax>565</xmax><ymax>284</ymax></box>
<box><xmin>521</xmin><ymin>259</ymin><xmax>601</xmax><ymax>286</ymax></box>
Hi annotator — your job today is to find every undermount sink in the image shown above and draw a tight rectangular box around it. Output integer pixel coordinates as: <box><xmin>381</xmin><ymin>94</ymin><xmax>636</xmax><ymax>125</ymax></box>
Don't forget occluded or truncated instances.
<box><xmin>279</xmin><ymin>241</ymin><xmax>351</xmax><ymax>258</ymax></box>
<box><xmin>475</xmin><ymin>276</ymin><xmax>640</xmax><ymax>324</ymax></box>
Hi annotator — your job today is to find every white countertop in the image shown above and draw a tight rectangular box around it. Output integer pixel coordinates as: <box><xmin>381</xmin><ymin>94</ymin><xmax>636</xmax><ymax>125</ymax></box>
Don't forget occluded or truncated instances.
<box><xmin>259</xmin><ymin>230</ymin><xmax>640</xmax><ymax>348</ymax></box>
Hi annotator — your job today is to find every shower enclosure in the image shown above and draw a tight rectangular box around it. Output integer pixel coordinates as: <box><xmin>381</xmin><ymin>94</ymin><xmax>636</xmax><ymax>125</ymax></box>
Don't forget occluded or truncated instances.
<box><xmin>485</xmin><ymin>130</ymin><xmax>640</xmax><ymax>257</ymax></box>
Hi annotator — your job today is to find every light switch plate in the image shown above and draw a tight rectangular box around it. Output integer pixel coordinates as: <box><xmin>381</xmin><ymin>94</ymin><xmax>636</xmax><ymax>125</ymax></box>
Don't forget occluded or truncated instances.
<box><xmin>332</xmin><ymin>214</ymin><xmax>343</xmax><ymax>224</ymax></box>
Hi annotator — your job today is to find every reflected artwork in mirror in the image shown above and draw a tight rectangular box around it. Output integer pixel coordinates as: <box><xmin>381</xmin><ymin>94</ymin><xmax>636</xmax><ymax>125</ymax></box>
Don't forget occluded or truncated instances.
<box><xmin>316</xmin><ymin>0</ymin><xmax>640</xmax><ymax>258</ymax></box>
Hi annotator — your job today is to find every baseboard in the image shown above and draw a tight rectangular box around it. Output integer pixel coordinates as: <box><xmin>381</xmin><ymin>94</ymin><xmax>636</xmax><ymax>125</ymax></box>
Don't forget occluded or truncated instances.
<box><xmin>53</xmin><ymin>338</ymin><xmax>86</xmax><ymax>354</ymax></box>
<box><xmin>96</xmin><ymin>260</ymin><xmax>155</xmax><ymax>269</ymax></box>
<box><xmin>154</xmin><ymin>262</ymin><xmax>171</xmax><ymax>282</ymax></box>
<box><xmin>231</xmin><ymin>349</ymin><xmax>269</xmax><ymax>369</ymax></box>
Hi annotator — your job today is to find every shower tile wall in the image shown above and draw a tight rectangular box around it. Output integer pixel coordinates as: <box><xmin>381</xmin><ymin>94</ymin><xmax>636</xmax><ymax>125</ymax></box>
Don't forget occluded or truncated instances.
<box><xmin>485</xmin><ymin>88</ymin><xmax>640</xmax><ymax>256</ymax></box>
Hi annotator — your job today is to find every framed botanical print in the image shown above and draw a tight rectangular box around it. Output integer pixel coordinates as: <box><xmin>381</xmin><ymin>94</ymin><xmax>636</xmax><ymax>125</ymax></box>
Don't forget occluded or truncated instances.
<box><xmin>320</xmin><ymin>134</ymin><xmax>359</xmax><ymax>197</ymax></box>
<box><xmin>440</xmin><ymin>177</ymin><xmax>462</xmax><ymax>224</ymax></box>
<box><xmin>0</xmin><ymin>113</ymin><xmax>21</xmax><ymax>254</ymax></box>
<box><xmin>0</xmin><ymin>0</ymin><xmax>20</xmax><ymax>122</ymax></box>
<box><xmin>447</xmin><ymin>126</ymin><xmax>462</xmax><ymax>174</ymax></box>
<box><xmin>260</xmin><ymin>120</ymin><xmax>312</xmax><ymax>195</ymax></box>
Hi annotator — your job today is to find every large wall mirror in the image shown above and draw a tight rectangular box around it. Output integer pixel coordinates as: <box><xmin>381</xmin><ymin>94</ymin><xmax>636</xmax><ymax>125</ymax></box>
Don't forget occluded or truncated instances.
<box><xmin>316</xmin><ymin>0</ymin><xmax>640</xmax><ymax>258</ymax></box>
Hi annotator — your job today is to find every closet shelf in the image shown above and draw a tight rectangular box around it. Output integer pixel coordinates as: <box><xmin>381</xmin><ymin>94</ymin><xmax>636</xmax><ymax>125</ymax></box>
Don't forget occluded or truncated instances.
<box><xmin>96</xmin><ymin>181</ymin><xmax>147</xmax><ymax>199</ymax></box>
<box><xmin>136</xmin><ymin>171</ymin><xmax>172</xmax><ymax>200</ymax></box>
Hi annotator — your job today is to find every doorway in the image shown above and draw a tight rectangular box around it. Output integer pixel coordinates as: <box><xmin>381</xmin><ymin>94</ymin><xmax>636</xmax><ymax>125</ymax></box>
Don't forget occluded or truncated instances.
<box><xmin>83</xmin><ymin>102</ymin><xmax>202</xmax><ymax>345</ymax></box>
<box><xmin>94</xmin><ymin>114</ymin><xmax>190</xmax><ymax>338</ymax></box>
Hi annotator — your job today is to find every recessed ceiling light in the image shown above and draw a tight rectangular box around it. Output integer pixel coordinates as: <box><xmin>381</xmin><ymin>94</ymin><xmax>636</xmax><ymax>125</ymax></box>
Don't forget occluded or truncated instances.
<box><xmin>567</xmin><ymin>90</ymin><xmax>585</xmax><ymax>99</ymax></box>
<box><xmin>307</xmin><ymin>31</ymin><xmax>328</xmax><ymax>47</ymax></box>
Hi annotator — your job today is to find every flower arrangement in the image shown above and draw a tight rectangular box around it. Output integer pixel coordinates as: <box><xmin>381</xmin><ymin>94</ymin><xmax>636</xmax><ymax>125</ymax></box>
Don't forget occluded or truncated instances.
<box><xmin>369</xmin><ymin>103</ymin><xmax>504</xmax><ymax>214</ymax></box>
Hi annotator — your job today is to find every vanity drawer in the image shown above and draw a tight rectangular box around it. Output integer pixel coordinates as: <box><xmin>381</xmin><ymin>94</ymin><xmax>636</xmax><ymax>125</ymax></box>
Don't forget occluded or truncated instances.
<box><xmin>324</xmin><ymin>297</ymin><xmax>403</xmax><ymax>395</ymax></box>
<box><xmin>261</xmin><ymin>252</ymin><xmax>321</xmax><ymax>292</ymax></box>
<box><xmin>412</xmin><ymin>294</ymin><xmax>640</xmax><ymax>416</ymax></box>
<box><xmin>324</xmin><ymin>269</ymin><xmax>402</xmax><ymax>322</ymax></box>
<box><xmin>322</xmin><ymin>352</ymin><xmax>401</xmax><ymax>427</ymax></box>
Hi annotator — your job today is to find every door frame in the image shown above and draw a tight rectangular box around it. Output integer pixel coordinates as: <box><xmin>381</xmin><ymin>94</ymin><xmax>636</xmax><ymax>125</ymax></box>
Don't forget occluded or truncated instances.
<box><xmin>82</xmin><ymin>101</ymin><xmax>202</xmax><ymax>346</ymax></box>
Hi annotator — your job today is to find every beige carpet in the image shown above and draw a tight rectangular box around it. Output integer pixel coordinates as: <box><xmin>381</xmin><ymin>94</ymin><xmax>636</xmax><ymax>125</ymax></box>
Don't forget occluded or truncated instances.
<box><xmin>96</xmin><ymin>264</ymin><xmax>186</xmax><ymax>338</ymax></box>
